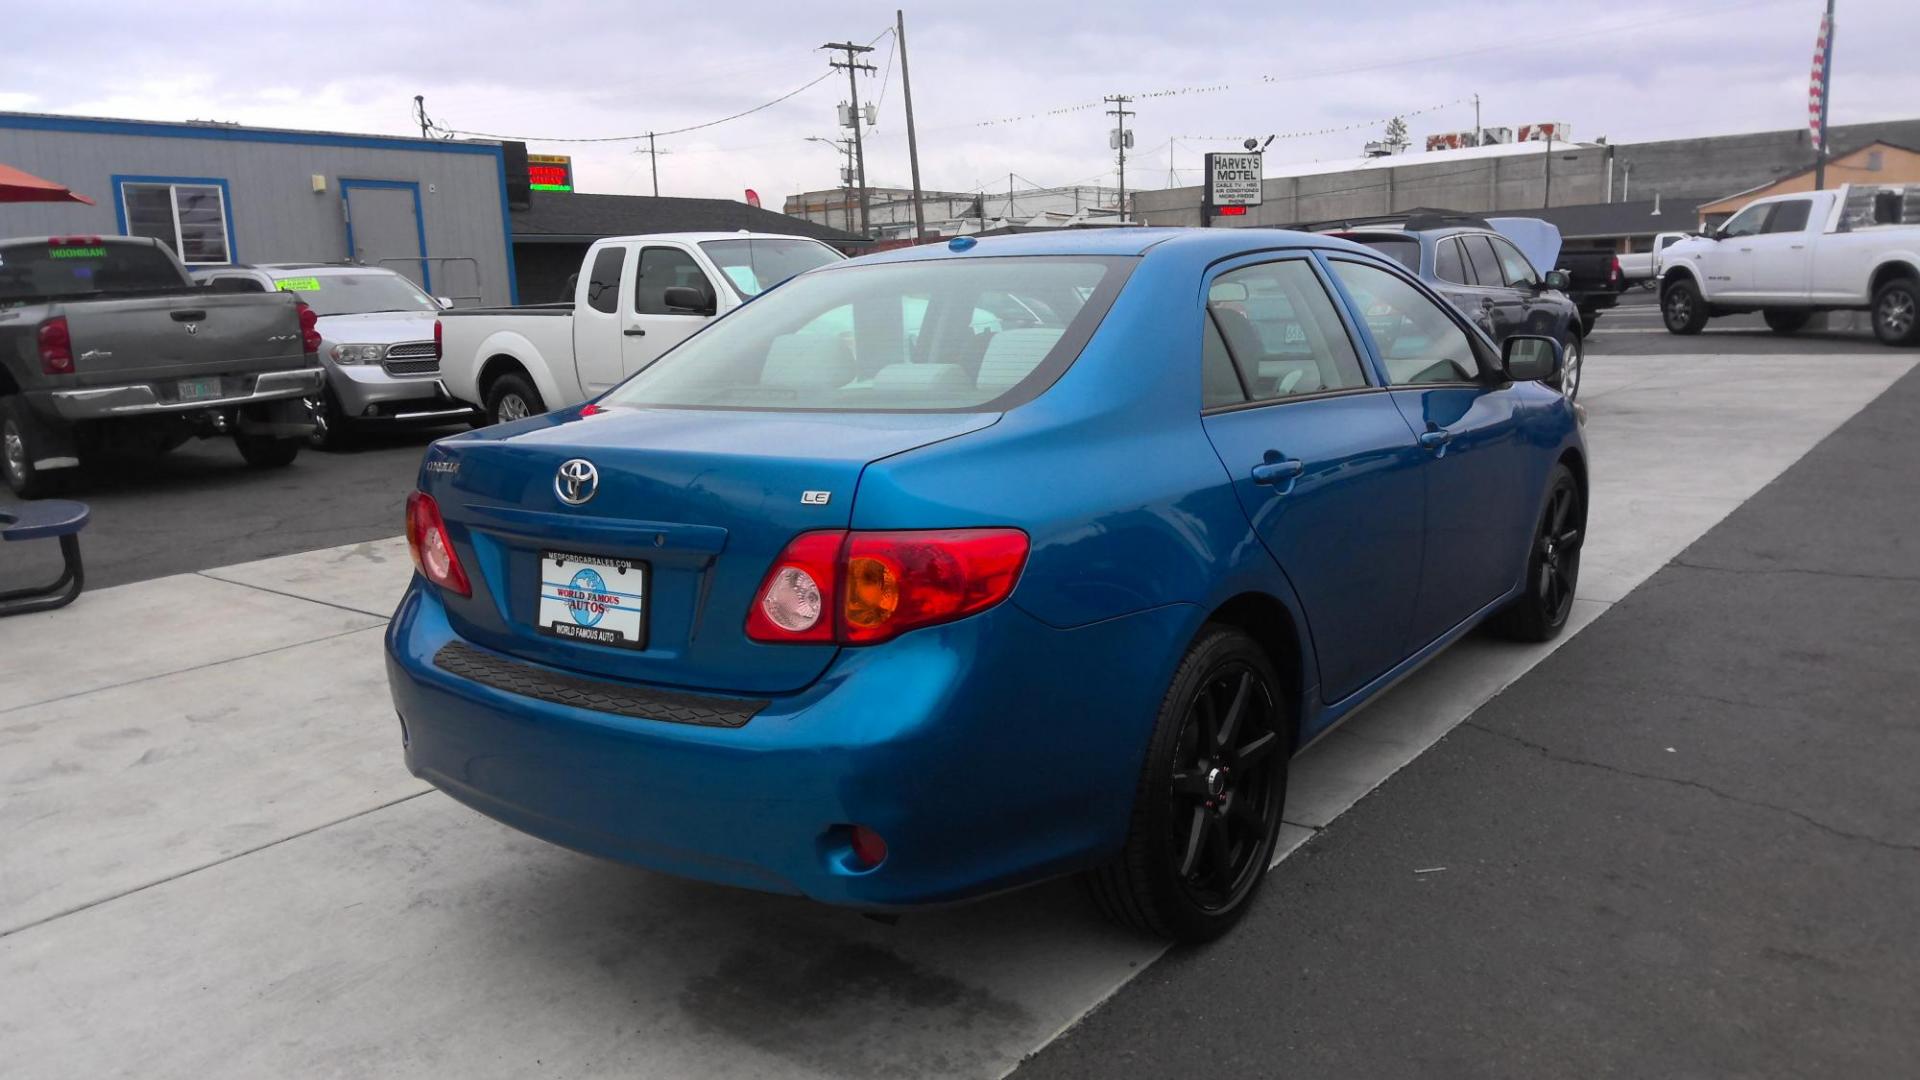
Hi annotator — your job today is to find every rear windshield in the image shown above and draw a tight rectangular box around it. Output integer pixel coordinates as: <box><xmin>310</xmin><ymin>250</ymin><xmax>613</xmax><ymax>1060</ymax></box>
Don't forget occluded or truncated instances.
<box><xmin>602</xmin><ymin>255</ymin><xmax>1132</xmax><ymax>412</ymax></box>
<box><xmin>276</xmin><ymin>272</ymin><xmax>437</xmax><ymax>316</ymax></box>
<box><xmin>0</xmin><ymin>240</ymin><xmax>188</xmax><ymax>306</ymax></box>
<box><xmin>1341</xmin><ymin>235</ymin><xmax>1421</xmax><ymax>273</ymax></box>
<box><xmin>698</xmin><ymin>238</ymin><xmax>844</xmax><ymax>298</ymax></box>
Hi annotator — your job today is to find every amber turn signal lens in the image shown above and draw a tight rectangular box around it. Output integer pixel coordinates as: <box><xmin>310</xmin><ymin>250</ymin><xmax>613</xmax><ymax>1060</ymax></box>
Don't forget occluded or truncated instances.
<box><xmin>844</xmin><ymin>555</ymin><xmax>900</xmax><ymax>628</ymax></box>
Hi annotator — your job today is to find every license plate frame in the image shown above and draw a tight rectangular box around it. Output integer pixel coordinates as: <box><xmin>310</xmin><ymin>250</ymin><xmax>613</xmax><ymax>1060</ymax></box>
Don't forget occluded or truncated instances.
<box><xmin>536</xmin><ymin>550</ymin><xmax>648</xmax><ymax>650</ymax></box>
<box><xmin>177</xmin><ymin>377</ymin><xmax>221</xmax><ymax>402</ymax></box>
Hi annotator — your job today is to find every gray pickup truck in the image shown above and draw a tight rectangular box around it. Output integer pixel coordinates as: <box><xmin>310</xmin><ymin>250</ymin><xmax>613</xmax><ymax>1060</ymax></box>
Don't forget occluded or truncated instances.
<box><xmin>1</xmin><ymin>235</ymin><xmax>323</xmax><ymax>497</ymax></box>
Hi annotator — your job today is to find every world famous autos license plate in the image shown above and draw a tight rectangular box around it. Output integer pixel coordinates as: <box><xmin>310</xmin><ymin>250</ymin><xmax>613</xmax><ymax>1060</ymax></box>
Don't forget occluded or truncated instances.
<box><xmin>536</xmin><ymin>550</ymin><xmax>647</xmax><ymax>650</ymax></box>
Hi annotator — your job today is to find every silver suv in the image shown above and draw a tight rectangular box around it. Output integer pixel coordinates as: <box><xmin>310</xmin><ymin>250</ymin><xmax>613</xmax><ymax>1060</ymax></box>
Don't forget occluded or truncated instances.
<box><xmin>192</xmin><ymin>263</ymin><xmax>477</xmax><ymax>446</ymax></box>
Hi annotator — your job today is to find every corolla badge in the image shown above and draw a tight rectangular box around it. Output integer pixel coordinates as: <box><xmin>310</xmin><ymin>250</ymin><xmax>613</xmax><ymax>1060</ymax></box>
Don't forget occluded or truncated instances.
<box><xmin>555</xmin><ymin>458</ymin><xmax>599</xmax><ymax>506</ymax></box>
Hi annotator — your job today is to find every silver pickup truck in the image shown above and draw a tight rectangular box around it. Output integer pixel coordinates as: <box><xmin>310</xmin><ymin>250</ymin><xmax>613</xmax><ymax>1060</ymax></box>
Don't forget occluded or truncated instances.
<box><xmin>1</xmin><ymin>235</ymin><xmax>323</xmax><ymax>496</ymax></box>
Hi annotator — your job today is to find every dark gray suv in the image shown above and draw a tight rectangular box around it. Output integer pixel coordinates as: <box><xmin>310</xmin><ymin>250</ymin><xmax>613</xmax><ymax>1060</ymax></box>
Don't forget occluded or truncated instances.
<box><xmin>1309</xmin><ymin>212</ymin><xmax>1587</xmax><ymax>401</ymax></box>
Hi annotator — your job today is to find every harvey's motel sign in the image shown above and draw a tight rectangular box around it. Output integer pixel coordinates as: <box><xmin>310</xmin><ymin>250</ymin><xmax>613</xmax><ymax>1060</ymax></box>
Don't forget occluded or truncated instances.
<box><xmin>1204</xmin><ymin>152</ymin><xmax>1263</xmax><ymax>223</ymax></box>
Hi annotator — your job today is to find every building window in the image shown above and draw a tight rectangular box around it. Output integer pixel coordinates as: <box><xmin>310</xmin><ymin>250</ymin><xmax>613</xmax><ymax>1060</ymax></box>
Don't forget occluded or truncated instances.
<box><xmin>119</xmin><ymin>180</ymin><xmax>231</xmax><ymax>264</ymax></box>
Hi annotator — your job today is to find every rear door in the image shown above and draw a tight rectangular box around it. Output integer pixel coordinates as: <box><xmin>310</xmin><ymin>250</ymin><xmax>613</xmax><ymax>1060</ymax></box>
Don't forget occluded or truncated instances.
<box><xmin>1457</xmin><ymin>234</ymin><xmax>1529</xmax><ymax>343</ymax></box>
<box><xmin>570</xmin><ymin>243</ymin><xmax>632</xmax><ymax>395</ymax></box>
<box><xmin>624</xmin><ymin>245</ymin><xmax>718</xmax><ymax>376</ymax></box>
<box><xmin>1198</xmin><ymin>254</ymin><xmax>1427</xmax><ymax>703</ymax></box>
<box><xmin>1749</xmin><ymin>197</ymin><xmax>1815</xmax><ymax>298</ymax></box>
<box><xmin>1323</xmin><ymin>255</ymin><xmax>1528</xmax><ymax>648</ymax></box>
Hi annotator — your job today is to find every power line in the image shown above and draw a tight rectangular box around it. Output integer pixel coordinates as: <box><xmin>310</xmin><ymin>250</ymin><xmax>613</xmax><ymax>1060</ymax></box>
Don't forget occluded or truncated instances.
<box><xmin>431</xmin><ymin>70</ymin><xmax>836</xmax><ymax>143</ymax></box>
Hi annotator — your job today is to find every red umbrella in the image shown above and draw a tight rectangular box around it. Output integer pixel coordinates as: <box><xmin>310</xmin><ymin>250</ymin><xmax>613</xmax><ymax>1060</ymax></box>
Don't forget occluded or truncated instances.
<box><xmin>0</xmin><ymin>164</ymin><xmax>95</xmax><ymax>205</ymax></box>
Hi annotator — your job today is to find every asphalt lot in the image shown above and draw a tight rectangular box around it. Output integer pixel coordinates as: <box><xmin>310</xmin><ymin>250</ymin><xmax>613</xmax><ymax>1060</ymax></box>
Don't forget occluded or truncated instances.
<box><xmin>1018</xmin><ymin>359</ymin><xmax>1920</xmax><ymax>1080</ymax></box>
<box><xmin>2</xmin><ymin>309</ymin><xmax>1916</xmax><ymax>1078</ymax></box>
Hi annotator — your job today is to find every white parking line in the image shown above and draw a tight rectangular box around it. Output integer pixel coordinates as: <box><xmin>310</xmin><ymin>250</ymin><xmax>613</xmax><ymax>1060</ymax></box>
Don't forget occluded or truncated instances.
<box><xmin>2</xmin><ymin>353</ymin><xmax>1912</xmax><ymax>1079</ymax></box>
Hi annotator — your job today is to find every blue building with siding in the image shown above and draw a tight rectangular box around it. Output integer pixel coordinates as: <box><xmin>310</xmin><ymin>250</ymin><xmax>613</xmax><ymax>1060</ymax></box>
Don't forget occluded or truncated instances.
<box><xmin>0</xmin><ymin>112</ymin><xmax>517</xmax><ymax>305</ymax></box>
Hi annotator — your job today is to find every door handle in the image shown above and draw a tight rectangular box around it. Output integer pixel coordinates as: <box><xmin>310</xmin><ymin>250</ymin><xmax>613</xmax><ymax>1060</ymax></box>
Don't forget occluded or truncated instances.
<box><xmin>1418</xmin><ymin>428</ymin><xmax>1453</xmax><ymax>451</ymax></box>
<box><xmin>170</xmin><ymin>309</ymin><xmax>207</xmax><ymax>322</ymax></box>
<box><xmin>1250</xmin><ymin>456</ymin><xmax>1305</xmax><ymax>486</ymax></box>
<box><xmin>623</xmin><ymin>328</ymin><xmax>646</xmax><ymax>337</ymax></box>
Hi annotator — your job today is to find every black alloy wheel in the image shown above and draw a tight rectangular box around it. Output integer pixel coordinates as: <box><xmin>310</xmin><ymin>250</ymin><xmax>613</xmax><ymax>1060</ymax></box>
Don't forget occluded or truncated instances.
<box><xmin>1087</xmin><ymin>626</ymin><xmax>1290</xmax><ymax>943</ymax></box>
<box><xmin>1491</xmin><ymin>463</ymin><xmax>1583</xmax><ymax>642</ymax></box>
<box><xmin>1662</xmin><ymin>278</ymin><xmax>1708</xmax><ymax>335</ymax></box>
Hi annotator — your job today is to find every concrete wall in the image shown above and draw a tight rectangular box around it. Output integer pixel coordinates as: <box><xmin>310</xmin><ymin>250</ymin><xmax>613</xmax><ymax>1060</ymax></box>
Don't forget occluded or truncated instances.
<box><xmin>1135</xmin><ymin>118</ymin><xmax>1920</xmax><ymax>230</ymax></box>
<box><xmin>0</xmin><ymin>114</ymin><xmax>517</xmax><ymax>305</ymax></box>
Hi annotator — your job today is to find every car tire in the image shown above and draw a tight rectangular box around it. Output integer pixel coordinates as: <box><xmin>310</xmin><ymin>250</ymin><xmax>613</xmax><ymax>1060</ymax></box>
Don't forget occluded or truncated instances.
<box><xmin>1085</xmin><ymin>625</ymin><xmax>1290</xmax><ymax>943</ymax></box>
<box><xmin>1489</xmin><ymin>463</ymin><xmax>1583</xmax><ymax>643</ymax></box>
<box><xmin>1870</xmin><ymin>277</ymin><xmax>1920</xmax><ymax>347</ymax></box>
<box><xmin>234</xmin><ymin>432</ymin><xmax>303</xmax><ymax>469</ymax></box>
<box><xmin>485</xmin><ymin>373</ymin><xmax>545</xmax><ymax>426</ymax></box>
<box><xmin>1762</xmin><ymin>309</ymin><xmax>1812</xmax><ymax>334</ymax></box>
<box><xmin>1661</xmin><ymin>278</ymin><xmax>1708</xmax><ymax>335</ymax></box>
<box><xmin>2</xmin><ymin>397</ymin><xmax>65</xmax><ymax>499</ymax></box>
<box><xmin>308</xmin><ymin>390</ymin><xmax>357</xmax><ymax>451</ymax></box>
<box><xmin>1549</xmin><ymin>331</ymin><xmax>1584</xmax><ymax>402</ymax></box>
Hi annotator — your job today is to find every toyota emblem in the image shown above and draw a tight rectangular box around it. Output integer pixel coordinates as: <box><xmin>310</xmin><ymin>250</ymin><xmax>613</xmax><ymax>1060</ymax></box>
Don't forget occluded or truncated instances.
<box><xmin>555</xmin><ymin>458</ymin><xmax>599</xmax><ymax>506</ymax></box>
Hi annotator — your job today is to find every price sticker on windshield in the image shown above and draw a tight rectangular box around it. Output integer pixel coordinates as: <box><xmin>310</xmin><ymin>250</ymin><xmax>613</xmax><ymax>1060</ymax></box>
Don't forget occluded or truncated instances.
<box><xmin>275</xmin><ymin>277</ymin><xmax>321</xmax><ymax>292</ymax></box>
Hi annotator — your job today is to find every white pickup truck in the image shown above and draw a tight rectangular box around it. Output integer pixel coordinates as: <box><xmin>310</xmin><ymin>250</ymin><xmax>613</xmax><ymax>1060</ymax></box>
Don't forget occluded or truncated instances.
<box><xmin>441</xmin><ymin>232</ymin><xmax>845</xmax><ymax>424</ymax></box>
<box><xmin>1617</xmin><ymin>231</ymin><xmax>1688</xmax><ymax>286</ymax></box>
<box><xmin>1659</xmin><ymin>184</ymin><xmax>1920</xmax><ymax>345</ymax></box>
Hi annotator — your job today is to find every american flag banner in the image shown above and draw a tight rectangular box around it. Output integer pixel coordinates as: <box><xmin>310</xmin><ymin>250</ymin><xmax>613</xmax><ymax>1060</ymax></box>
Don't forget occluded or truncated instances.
<box><xmin>1809</xmin><ymin>10</ymin><xmax>1833</xmax><ymax>149</ymax></box>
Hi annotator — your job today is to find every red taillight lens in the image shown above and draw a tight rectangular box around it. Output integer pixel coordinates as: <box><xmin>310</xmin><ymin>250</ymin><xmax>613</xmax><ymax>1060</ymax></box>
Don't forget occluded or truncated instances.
<box><xmin>405</xmin><ymin>491</ymin><xmax>472</xmax><ymax>597</ymax></box>
<box><xmin>37</xmin><ymin>317</ymin><xmax>74</xmax><ymax>375</ymax></box>
<box><xmin>1609</xmin><ymin>256</ymin><xmax>1621</xmax><ymax>284</ymax></box>
<box><xmin>295</xmin><ymin>300</ymin><xmax>322</xmax><ymax>354</ymax></box>
<box><xmin>746</xmin><ymin>528</ymin><xmax>1029</xmax><ymax>645</ymax></box>
<box><xmin>432</xmin><ymin>318</ymin><xmax>443</xmax><ymax>361</ymax></box>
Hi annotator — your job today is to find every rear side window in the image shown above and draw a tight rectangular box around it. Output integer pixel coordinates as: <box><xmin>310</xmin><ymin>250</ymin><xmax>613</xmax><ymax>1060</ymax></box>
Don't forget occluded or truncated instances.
<box><xmin>1460</xmin><ymin>235</ymin><xmax>1503</xmax><ymax>288</ymax></box>
<box><xmin>1762</xmin><ymin>199</ymin><xmax>1812</xmax><ymax>233</ymax></box>
<box><xmin>602</xmin><ymin>256</ymin><xmax>1130</xmax><ymax>412</ymax></box>
<box><xmin>1434</xmin><ymin>238</ymin><xmax>1469</xmax><ymax>285</ymax></box>
<box><xmin>635</xmin><ymin>247</ymin><xmax>714</xmax><ymax>315</ymax></box>
<box><xmin>0</xmin><ymin>240</ymin><xmax>188</xmax><ymax>305</ymax></box>
<box><xmin>1207</xmin><ymin>260</ymin><xmax>1369</xmax><ymax>400</ymax></box>
<box><xmin>584</xmin><ymin>246</ymin><xmax>625</xmax><ymax>315</ymax></box>
<box><xmin>1328</xmin><ymin>259</ymin><xmax>1480</xmax><ymax>385</ymax></box>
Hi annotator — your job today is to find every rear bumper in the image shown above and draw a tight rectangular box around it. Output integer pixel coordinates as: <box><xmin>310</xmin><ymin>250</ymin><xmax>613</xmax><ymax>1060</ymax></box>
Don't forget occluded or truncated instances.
<box><xmin>40</xmin><ymin>367</ymin><xmax>324</xmax><ymax>420</ymax></box>
<box><xmin>385</xmin><ymin>581</ymin><xmax>1195</xmax><ymax>907</ymax></box>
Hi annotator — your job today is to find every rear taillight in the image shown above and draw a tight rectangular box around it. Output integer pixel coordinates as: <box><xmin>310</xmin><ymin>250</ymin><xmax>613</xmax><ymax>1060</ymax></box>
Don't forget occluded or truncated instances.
<box><xmin>1608</xmin><ymin>256</ymin><xmax>1621</xmax><ymax>284</ymax></box>
<box><xmin>406</xmin><ymin>491</ymin><xmax>472</xmax><ymax>597</ymax></box>
<box><xmin>37</xmin><ymin>316</ymin><xmax>73</xmax><ymax>375</ymax></box>
<box><xmin>432</xmin><ymin>318</ymin><xmax>443</xmax><ymax>361</ymax></box>
<box><xmin>746</xmin><ymin>528</ymin><xmax>1029</xmax><ymax>645</ymax></box>
<box><xmin>295</xmin><ymin>300</ymin><xmax>322</xmax><ymax>354</ymax></box>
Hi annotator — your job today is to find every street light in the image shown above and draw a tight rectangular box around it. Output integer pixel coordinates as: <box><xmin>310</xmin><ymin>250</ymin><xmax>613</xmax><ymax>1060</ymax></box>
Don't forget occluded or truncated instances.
<box><xmin>804</xmin><ymin>136</ymin><xmax>851</xmax><ymax>234</ymax></box>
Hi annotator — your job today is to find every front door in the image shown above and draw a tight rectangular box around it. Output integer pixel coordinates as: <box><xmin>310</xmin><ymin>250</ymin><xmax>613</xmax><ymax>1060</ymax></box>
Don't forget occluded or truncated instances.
<box><xmin>1699</xmin><ymin>201</ymin><xmax>1773</xmax><ymax>300</ymax></box>
<box><xmin>1749</xmin><ymin>197</ymin><xmax>1815</xmax><ymax>298</ymax></box>
<box><xmin>624</xmin><ymin>246</ymin><xmax>719</xmax><ymax>377</ymax></box>
<box><xmin>342</xmin><ymin>181</ymin><xmax>427</xmax><ymax>291</ymax></box>
<box><xmin>1198</xmin><ymin>255</ymin><xmax>1426</xmax><ymax>703</ymax></box>
<box><xmin>1324</xmin><ymin>255</ymin><xmax>1526</xmax><ymax>650</ymax></box>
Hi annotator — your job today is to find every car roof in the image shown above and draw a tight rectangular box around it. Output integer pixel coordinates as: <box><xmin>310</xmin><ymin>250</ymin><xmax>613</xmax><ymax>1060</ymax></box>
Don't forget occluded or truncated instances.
<box><xmin>194</xmin><ymin>263</ymin><xmax>404</xmax><ymax>278</ymax></box>
<box><xmin>846</xmin><ymin>227</ymin><xmax>1378</xmax><ymax>267</ymax></box>
<box><xmin>597</xmin><ymin>232</ymin><xmax>840</xmax><ymax>245</ymax></box>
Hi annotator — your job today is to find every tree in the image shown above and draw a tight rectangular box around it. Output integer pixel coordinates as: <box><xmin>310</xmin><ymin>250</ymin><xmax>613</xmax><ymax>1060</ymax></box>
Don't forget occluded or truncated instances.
<box><xmin>1383</xmin><ymin>116</ymin><xmax>1410</xmax><ymax>154</ymax></box>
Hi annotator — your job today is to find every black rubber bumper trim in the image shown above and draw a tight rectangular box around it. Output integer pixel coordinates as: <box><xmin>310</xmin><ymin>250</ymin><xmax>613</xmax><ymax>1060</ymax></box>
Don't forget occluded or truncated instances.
<box><xmin>432</xmin><ymin>641</ymin><xmax>766</xmax><ymax>728</ymax></box>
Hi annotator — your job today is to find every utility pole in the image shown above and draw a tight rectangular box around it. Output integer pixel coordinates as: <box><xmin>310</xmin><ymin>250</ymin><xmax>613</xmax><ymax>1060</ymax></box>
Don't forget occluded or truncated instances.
<box><xmin>1472</xmin><ymin>93</ymin><xmax>1482</xmax><ymax>145</ymax></box>
<box><xmin>1008</xmin><ymin>174</ymin><xmax>1016</xmax><ymax>222</ymax></box>
<box><xmin>413</xmin><ymin>95</ymin><xmax>430</xmax><ymax>139</ymax></box>
<box><xmin>1812</xmin><ymin>0</ymin><xmax>1835</xmax><ymax>190</ymax></box>
<box><xmin>647</xmin><ymin>132</ymin><xmax>659</xmax><ymax>197</ymax></box>
<box><xmin>824</xmin><ymin>41</ymin><xmax>877</xmax><ymax>238</ymax></box>
<box><xmin>896</xmin><ymin>10</ymin><xmax>926</xmax><ymax>241</ymax></box>
<box><xmin>1105</xmin><ymin>95</ymin><xmax>1134</xmax><ymax>223</ymax></box>
<box><xmin>1543</xmin><ymin>131</ymin><xmax>1553</xmax><ymax>209</ymax></box>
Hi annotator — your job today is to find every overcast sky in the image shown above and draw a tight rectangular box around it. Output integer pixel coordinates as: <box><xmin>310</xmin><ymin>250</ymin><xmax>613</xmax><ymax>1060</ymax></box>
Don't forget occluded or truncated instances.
<box><xmin>5</xmin><ymin>0</ymin><xmax>1914</xmax><ymax>204</ymax></box>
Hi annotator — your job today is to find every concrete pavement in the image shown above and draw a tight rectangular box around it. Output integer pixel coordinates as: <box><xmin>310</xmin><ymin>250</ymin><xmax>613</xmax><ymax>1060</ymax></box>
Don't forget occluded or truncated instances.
<box><xmin>1</xmin><ymin>351</ymin><xmax>1912</xmax><ymax>1078</ymax></box>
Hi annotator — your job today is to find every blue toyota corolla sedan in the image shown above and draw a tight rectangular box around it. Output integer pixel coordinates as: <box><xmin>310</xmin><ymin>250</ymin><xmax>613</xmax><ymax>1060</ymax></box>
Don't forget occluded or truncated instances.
<box><xmin>386</xmin><ymin>228</ymin><xmax>1586</xmax><ymax>942</ymax></box>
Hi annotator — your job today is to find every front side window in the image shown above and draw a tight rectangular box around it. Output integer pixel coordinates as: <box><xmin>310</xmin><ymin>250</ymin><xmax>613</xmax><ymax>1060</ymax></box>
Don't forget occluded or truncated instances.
<box><xmin>1489</xmin><ymin>237</ymin><xmax>1540</xmax><ymax>287</ymax></box>
<box><xmin>699</xmin><ymin>238</ymin><xmax>842</xmax><ymax>298</ymax></box>
<box><xmin>1762</xmin><ymin>199</ymin><xmax>1812</xmax><ymax>234</ymax></box>
<box><xmin>584</xmin><ymin>246</ymin><xmax>625</xmax><ymax>315</ymax></box>
<box><xmin>1202</xmin><ymin>316</ymin><xmax>1247</xmax><ymax>408</ymax></box>
<box><xmin>635</xmin><ymin>247</ymin><xmax>714</xmax><ymax>315</ymax></box>
<box><xmin>275</xmin><ymin>272</ymin><xmax>437</xmax><ymax>316</ymax></box>
<box><xmin>1207</xmin><ymin>259</ymin><xmax>1369</xmax><ymax>401</ymax></box>
<box><xmin>121</xmin><ymin>181</ymin><xmax>230</xmax><ymax>265</ymax></box>
<box><xmin>1719</xmin><ymin>203</ymin><xmax>1771</xmax><ymax>238</ymax></box>
<box><xmin>602</xmin><ymin>256</ymin><xmax>1128</xmax><ymax>412</ymax></box>
<box><xmin>1329</xmin><ymin>259</ymin><xmax>1481</xmax><ymax>386</ymax></box>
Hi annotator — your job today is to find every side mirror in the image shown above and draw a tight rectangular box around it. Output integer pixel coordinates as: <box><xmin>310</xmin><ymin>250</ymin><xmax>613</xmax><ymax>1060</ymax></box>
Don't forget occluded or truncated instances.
<box><xmin>1501</xmin><ymin>335</ymin><xmax>1563</xmax><ymax>383</ymax></box>
<box><xmin>1543</xmin><ymin>269</ymin><xmax>1571</xmax><ymax>291</ymax></box>
<box><xmin>435</xmin><ymin>296</ymin><xmax>454</xmax><ymax>310</ymax></box>
<box><xmin>662</xmin><ymin>285</ymin><xmax>717</xmax><ymax>316</ymax></box>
